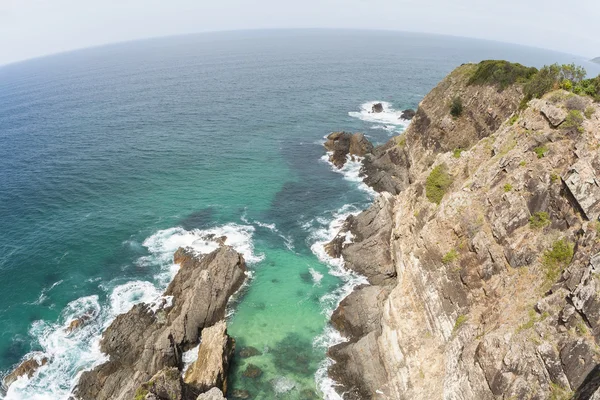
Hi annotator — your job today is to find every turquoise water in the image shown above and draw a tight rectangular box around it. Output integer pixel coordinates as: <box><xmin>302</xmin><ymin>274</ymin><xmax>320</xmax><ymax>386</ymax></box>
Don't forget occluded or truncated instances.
<box><xmin>0</xmin><ymin>30</ymin><xmax>598</xmax><ymax>399</ymax></box>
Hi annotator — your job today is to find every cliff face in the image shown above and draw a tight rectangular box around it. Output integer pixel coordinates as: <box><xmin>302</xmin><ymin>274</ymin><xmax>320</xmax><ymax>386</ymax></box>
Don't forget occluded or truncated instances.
<box><xmin>327</xmin><ymin>63</ymin><xmax>600</xmax><ymax>399</ymax></box>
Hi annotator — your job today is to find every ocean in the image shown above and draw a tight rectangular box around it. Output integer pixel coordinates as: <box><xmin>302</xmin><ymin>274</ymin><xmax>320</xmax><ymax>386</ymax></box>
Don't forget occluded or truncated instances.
<box><xmin>0</xmin><ymin>29</ymin><xmax>597</xmax><ymax>399</ymax></box>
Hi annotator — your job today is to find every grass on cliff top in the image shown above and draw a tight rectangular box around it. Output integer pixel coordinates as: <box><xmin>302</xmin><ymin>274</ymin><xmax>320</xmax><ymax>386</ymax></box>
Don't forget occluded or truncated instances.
<box><xmin>467</xmin><ymin>60</ymin><xmax>600</xmax><ymax>108</ymax></box>
<box><xmin>426</xmin><ymin>164</ymin><xmax>453</xmax><ymax>205</ymax></box>
<box><xmin>468</xmin><ymin>60</ymin><xmax>538</xmax><ymax>91</ymax></box>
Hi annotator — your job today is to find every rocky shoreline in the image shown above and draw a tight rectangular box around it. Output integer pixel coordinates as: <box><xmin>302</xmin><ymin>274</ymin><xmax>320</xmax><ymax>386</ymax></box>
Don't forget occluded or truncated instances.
<box><xmin>4</xmin><ymin>243</ymin><xmax>247</xmax><ymax>400</ymax></box>
<box><xmin>323</xmin><ymin>62</ymin><xmax>600</xmax><ymax>399</ymax></box>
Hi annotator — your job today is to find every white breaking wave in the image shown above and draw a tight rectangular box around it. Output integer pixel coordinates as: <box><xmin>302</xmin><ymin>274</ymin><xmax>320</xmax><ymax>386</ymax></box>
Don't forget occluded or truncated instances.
<box><xmin>320</xmin><ymin>153</ymin><xmax>376</xmax><ymax>197</ymax></box>
<box><xmin>306</xmin><ymin>204</ymin><xmax>369</xmax><ymax>400</ymax></box>
<box><xmin>2</xmin><ymin>223</ymin><xmax>261</xmax><ymax>400</ymax></box>
<box><xmin>348</xmin><ymin>101</ymin><xmax>411</xmax><ymax>134</ymax></box>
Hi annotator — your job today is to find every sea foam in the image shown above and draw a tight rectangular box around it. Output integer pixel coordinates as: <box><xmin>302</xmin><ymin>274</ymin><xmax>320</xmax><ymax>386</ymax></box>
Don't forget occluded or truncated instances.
<box><xmin>2</xmin><ymin>223</ymin><xmax>261</xmax><ymax>400</ymax></box>
<box><xmin>348</xmin><ymin>100</ymin><xmax>411</xmax><ymax>134</ymax></box>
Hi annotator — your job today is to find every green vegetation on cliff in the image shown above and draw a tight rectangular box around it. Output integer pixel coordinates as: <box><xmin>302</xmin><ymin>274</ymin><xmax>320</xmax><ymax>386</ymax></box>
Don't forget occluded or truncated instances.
<box><xmin>426</xmin><ymin>164</ymin><xmax>453</xmax><ymax>204</ymax></box>
<box><xmin>467</xmin><ymin>60</ymin><xmax>537</xmax><ymax>90</ymax></box>
<box><xmin>468</xmin><ymin>60</ymin><xmax>600</xmax><ymax>107</ymax></box>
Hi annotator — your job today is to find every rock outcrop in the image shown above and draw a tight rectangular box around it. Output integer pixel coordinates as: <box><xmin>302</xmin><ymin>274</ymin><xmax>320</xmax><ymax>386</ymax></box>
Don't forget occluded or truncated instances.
<box><xmin>326</xmin><ymin>61</ymin><xmax>600</xmax><ymax>399</ymax></box>
<box><xmin>372</xmin><ymin>103</ymin><xmax>384</xmax><ymax>113</ymax></box>
<box><xmin>324</xmin><ymin>131</ymin><xmax>374</xmax><ymax>168</ymax></box>
<box><xmin>400</xmin><ymin>109</ymin><xmax>416</xmax><ymax>120</ymax></box>
<box><xmin>2</xmin><ymin>354</ymin><xmax>48</xmax><ymax>390</ymax></box>
<box><xmin>184</xmin><ymin>321</ymin><xmax>234</xmax><ymax>396</ymax></box>
<box><xmin>74</xmin><ymin>246</ymin><xmax>247</xmax><ymax>400</ymax></box>
<box><xmin>362</xmin><ymin>63</ymin><xmax>523</xmax><ymax>194</ymax></box>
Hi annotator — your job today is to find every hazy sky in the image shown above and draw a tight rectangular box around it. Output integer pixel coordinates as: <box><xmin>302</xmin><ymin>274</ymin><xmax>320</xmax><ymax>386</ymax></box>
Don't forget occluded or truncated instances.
<box><xmin>1</xmin><ymin>0</ymin><xmax>599</xmax><ymax>66</ymax></box>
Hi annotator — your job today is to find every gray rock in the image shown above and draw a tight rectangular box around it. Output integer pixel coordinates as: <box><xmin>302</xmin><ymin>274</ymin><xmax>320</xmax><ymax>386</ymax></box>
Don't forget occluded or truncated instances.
<box><xmin>196</xmin><ymin>387</ymin><xmax>226</xmax><ymax>400</ymax></box>
<box><xmin>536</xmin><ymin>100</ymin><xmax>568</xmax><ymax>127</ymax></box>
<box><xmin>324</xmin><ymin>132</ymin><xmax>374</xmax><ymax>168</ymax></box>
<box><xmin>400</xmin><ymin>108</ymin><xmax>416</xmax><ymax>120</ymax></box>
<box><xmin>372</xmin><ymin>103</ymin><xmax>384</xmax><ymax>113</ymax></box>
<box><xmin>75</xmin><ymin>246</ymin><xmax>247</xmax><ymax>400</ymax></box>
<box><xmin>327</xmin><ymin>192</ymin><xmax>396</xmax><ymax>284</ymax></box>
<box><xmin>563</xmin><ymin>160</ymin><xmax>600</xmax><ymax>221</ymax></box>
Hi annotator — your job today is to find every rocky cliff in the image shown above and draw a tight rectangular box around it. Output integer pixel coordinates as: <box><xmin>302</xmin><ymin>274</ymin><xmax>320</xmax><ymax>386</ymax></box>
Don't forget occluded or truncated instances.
<box><xmin>326</xmin><ymin>62</ymin><xmax>600</xmax><ymax>399</ymax></box>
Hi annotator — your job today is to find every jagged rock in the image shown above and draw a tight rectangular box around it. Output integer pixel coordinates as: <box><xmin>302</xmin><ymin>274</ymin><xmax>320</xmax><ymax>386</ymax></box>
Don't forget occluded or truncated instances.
<box><xmin>195</xmin><ymin>387</ymin><xmax>226</xmax><ymax>400</ymax></box>
<box><xmin>238</xmin><ymin>346</ymin><xmax>261</xmax><ymax>358</ymax></box>
<box><xmin>324</xmin><ymin>132</ymin><xmax>374</xmax><ymax>168</ymax></box>
<box><xmin>184</xmin><ymin>321</ymin><xmax>234</xmax><ymax>395</ymax></box>
<box><xmin>531</xmin><ymin>99</ymin><xmax>568</xmax><ymax>127</ymax></box>
<box><xmin>136</xmin><ymin>367</ymin><xmax>185</xmax><ymax>400</ymax></box>
<box><xmin>330</xmin><ymin>284</ymin><xmax>391</xmax><ymax>341</ymax></box>
<box><xmin>563</xmin><ymin>160</ymin><xmax>600</xmax><ymax>221</ymax></box>
<box><xmin>326</xmin><ymin>192</ymin><xmax>396</xmax><ymax>284</ymax></box>
<box><xmin>3</xmin><ymin>355</ymin><xmax>48</xmax><ymax>389</ymax></box>
<box><xmin>372</xmin><ymin>103</ymin><xmax>384</xmax><ymax>113</ymax></box>
<box><xmin>400</xmin><ymin>109</ymin><xmax>416</xmax><ymax>120</ymax></box>
<box><xmin>75</xmin><ymin>246</ymin><xmax>246</xmax><ymax>400</ymax></box>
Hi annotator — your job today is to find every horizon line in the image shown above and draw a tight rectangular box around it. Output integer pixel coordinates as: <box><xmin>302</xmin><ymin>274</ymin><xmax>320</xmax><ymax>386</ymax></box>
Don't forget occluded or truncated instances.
<box><xmin>0</xmin><ymin>27</ymin><xmax>595</xmax><ymax>69</ymax></box>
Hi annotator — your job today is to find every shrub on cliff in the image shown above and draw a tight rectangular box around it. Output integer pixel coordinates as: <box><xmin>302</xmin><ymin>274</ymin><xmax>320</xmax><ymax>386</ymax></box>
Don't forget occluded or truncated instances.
<box><xmin>468</xmin><ymin>60</ymin><xmax>537</xmax><ymax>90</ymax></box>
<box><xmin>426</xmin><ymin>164</ymin><xmax>453</xmax><ymax>204</ymax></box>
<box><xmin>449</xmin><ymin>97</ymin><xmax>463</xmax><ymax>118</ymax></box>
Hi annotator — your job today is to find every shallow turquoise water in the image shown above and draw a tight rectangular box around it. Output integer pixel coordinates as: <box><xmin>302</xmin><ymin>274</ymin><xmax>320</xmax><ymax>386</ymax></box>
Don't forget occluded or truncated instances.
<box><xmin>0</xmin><ymin>30</ymin><xmax>597</xmax><ymax>399</ymax></box>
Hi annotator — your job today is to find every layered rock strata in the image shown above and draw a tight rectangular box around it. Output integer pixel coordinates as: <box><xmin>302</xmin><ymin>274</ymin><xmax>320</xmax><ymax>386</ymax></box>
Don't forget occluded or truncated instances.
<box><xmin>326</xmin><ymin>63</ymin><xmax>600</xmax><ymax>399</ymax></box>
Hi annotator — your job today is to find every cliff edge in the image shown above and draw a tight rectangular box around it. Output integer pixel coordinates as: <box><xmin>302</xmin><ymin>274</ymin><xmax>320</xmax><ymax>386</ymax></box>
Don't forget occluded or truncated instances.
<box><xmin>327</xmin><ymin>61</ymin><xmax>600</xmax><ymax>399</ymax></box>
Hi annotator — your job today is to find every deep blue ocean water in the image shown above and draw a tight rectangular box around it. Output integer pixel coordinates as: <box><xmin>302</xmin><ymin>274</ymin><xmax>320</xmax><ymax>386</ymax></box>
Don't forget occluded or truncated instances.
<box><xmin>0</xmin><ymin>30</ymin><xmax>597</xmax><ymax>399</ymax></box>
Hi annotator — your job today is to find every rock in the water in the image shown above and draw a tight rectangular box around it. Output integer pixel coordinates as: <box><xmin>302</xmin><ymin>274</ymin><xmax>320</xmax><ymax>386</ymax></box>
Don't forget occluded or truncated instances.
<box><xmin>184</xmin><ymin>320</ymin><xmax>234</xmax><ymax>395</ymax></box>
<box><xmin>324</xmin><ymin>132</ymin><xmax>374</xmax><ymax>168</ymax></box>
<box><xmin>65</xmin><ymin>313</ymin><xmax>94</xmax><ymax>334</ymax></box>
<box><xmin>400</xmin><ymin>108</ymin><xmax>416</xmax><ymax>120</ymax></box>
<box><xmin>326</xmin><ymin>192</ymin><xmax>396</xmax><ymax>284</ymax></box>
<box><xmin>75</xmin><ymin>246</ymin><xmax>246</xmax><ymax>400</ymax></box>
<box><xmin>3</xmin><ymin>355</ymin><xmax>48</xmax><ymax>389</ymax></box>
<box><xmin>230</xmin><ymin>389</ymin><xmax>251</xmax><ymax>399</ymax></box>
<box><xmin>238</xmin><ymin>346</ymin><xmax>261</xmax><ymax>358</ymax></box>
<box><xmin>196</xmin><ymin>387</ymin><xmax>226</xmax><ymax>400</ymax></box>
<box><xmin>372</xmin><ymin>103</ymin><xmax>384</xmax><ymax>113</ymax></box>
<box><xmin>241</xmin><ymin>363</ymin><xmax>263</xmax><ymax>379</ymax></box>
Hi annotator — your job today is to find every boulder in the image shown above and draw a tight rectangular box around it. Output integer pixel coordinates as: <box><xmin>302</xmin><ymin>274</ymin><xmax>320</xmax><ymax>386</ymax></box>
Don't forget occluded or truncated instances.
<box><xmin>324</xmin><ymin>132</ymin><xmax>374</xmax><ymax>168</ymax></box>
<box><xmin>184</xmin><ymin>321</ymin><xmax>234</xmax><ymax>395</ymax></box>
<box><xmin>371</xmin><ymin>103</ymin><xmax>384</xmax><ymax>113</ymax></box>
<box><xmin>65</xmin><ymin>313</ymin><xmax>93</xmax><ymax>334</ymax></box>
<box><xmin>3</xmin><ymin>355</ymin><xmax>48</xmax><ymax>389</ymax></box>
<box><xmin>563</xmin><ymin>160</ymin><xmax>600</xmax><ymax>221</ymax></box>
<box><xmin>531</xmin><ymin>99</ymin><xmax>568</xmax><ymax>128</ymax></box>
<box><xmin>196</xmin><ymin>387</ymin><xmax>226</xmax><ymax>400</ymax></box>
<box><xmin>75</xmin><ymin>246</ymin><xmax>247</xmax><ymax>400</ymax></box>
<box><xmin>400</xmin><ymin>109</ymin><xmax>416</xmax><ymax>120</ymax></box>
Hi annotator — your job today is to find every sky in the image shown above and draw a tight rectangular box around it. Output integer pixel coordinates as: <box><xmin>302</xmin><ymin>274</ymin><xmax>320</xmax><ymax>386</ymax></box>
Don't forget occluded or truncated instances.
<box><xmin>1</xmin><ymin>0</ymin><xmax>599</xmax><ymax>66</ymax></box>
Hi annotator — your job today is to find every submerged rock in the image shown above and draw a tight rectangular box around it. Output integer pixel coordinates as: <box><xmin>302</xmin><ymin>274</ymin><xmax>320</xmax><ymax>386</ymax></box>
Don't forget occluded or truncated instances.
<box><xmin>241</xmin><ymin>364</ymin><xmax>263</xmax><ymax>379</ymax></box>
<box><xmin>323</xmin><ymin>132</ymin><xmax>374</xmax><ymax>168</ymax></box>
<box><xmin>230</xmin><ymin>389</ymin><xmax>251</xmax><ymax>399</ymax></box>
<box><xmin>238</xmin><ymin>346</ymin><xmax>261</xmax><ymax>358</ymax></box>
<box><xmin>75</xmin><ymin>246</ymin><xmax>247</xmax><ymax>400</ymax></box>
